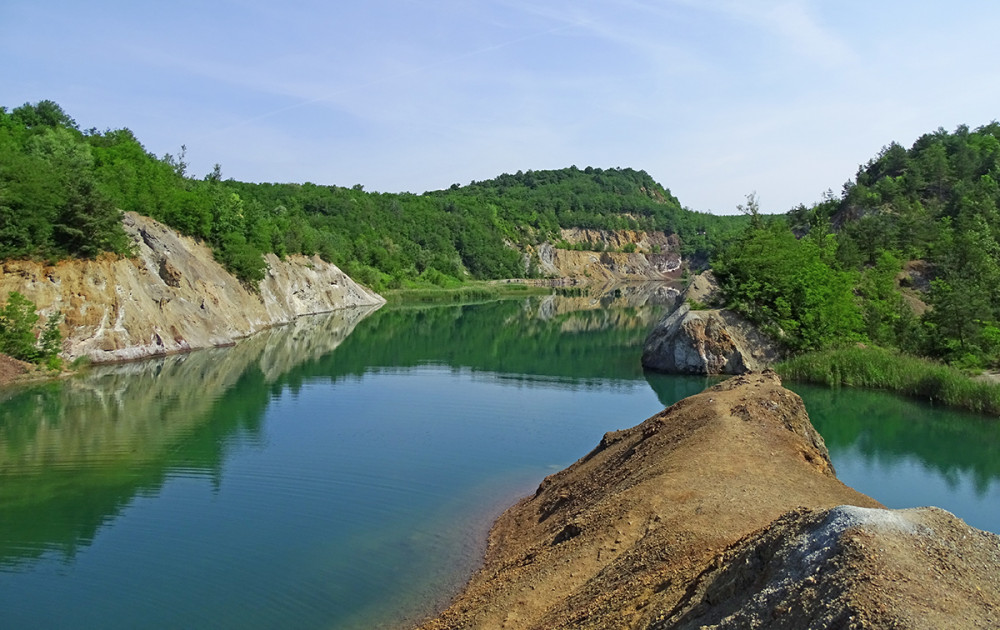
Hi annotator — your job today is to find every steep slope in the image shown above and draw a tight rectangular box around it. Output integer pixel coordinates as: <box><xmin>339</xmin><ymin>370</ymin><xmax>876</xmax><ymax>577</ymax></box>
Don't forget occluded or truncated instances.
<box><xmin>0</xmin><ymin>212</ymin><xmax>384</xmax><ymax>363</ymax></box>
<box><xmin>534</xmin><ymin>229</ymin><xmax>684</xmax><ymax>283</ymax></box>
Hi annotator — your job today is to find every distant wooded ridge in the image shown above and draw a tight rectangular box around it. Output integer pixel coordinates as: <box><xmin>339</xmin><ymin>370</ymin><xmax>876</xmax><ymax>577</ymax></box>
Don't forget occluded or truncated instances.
<box><xmin>0</xmin><ymin>100</ymin><xmax>744</xmax><ymax>289</ymax></box>
<box><xmin>4</xmin><ymin>100</ymin><xmax>1000</xmax><ymax>373</ymax></box>
<box><xmin>715</xmin><ymin>120</ymin><xmax>1000</xmax><ymax>373</ymax></box>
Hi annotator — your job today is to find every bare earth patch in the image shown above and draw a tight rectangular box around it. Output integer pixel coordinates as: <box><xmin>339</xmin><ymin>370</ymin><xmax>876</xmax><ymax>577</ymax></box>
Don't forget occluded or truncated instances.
<box><xmin>0</xmin><ymin>353</ymin><xmax>32</xmax><ymax>386</ymax></box>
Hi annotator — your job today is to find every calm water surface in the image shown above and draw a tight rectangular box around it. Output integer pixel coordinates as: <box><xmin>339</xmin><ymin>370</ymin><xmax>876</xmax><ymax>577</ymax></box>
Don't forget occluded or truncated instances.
<box><xmin>1</xmin><ymin>289</ymin><xmax>997</xmax><ymax>629</ymax></box>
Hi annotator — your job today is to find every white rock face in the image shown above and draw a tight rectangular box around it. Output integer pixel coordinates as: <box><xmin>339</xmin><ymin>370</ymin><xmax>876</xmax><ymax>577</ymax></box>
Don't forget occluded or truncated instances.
<box><xmin>532</xmin><ymin>230</ymin><xmax>684</xmax><ymax>282</ymax></box>
<box><xmin>642</xmin><ymin>272</ymin><xmax>779</xmax><ymax>374</ymax></box>
<box><xmin>0</xmin><ymin>212</ymin><xmax>384</xmax><ymax>363</ymax></box>
<box><xmin>642</xmin><ymin>304</ymin><xmax>777</xmax><ymax>374</ymax></box>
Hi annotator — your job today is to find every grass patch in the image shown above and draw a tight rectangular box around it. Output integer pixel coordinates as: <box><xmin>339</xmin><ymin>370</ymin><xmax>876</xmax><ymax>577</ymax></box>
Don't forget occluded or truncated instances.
<box><xmin>777</xmin><ymin>345</ymin><xmax>1000</xmax><ymax>416</ymax></box>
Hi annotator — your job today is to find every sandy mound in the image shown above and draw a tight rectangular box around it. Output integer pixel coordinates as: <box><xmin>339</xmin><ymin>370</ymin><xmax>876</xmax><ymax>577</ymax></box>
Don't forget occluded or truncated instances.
<box><xmin>0</xmin><ymin>353</ymin><xmax>32</xmax><ymax>386</ymax></box>
<box><xmin>416</xmin><ymin>371</ymin><xmax>999</xmax><ymax>629</ymax></box>
<box><xmin>663</xmin><ymin>505</ymin><xmax>1000</xmax><ymax>629</ymax></box>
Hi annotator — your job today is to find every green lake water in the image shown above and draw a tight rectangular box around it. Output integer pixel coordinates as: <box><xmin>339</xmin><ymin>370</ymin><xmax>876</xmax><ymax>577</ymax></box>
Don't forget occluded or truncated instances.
<box><xmin>1</xmin><ymin>290</ymin><xmax>998</xmax><ymax>629</ymax></box>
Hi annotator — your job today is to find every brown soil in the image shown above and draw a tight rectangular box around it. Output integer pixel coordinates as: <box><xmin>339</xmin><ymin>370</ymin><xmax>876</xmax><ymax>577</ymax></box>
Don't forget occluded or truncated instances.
<box><xmin>0</xmin><ymin>353</ymin><xmax>33</xmax><ymax>386</ymax></box>
<box><xmin>415</xmin><ymin>371</ymin><xmax>1000</xmax><ymax>629</ymax></box>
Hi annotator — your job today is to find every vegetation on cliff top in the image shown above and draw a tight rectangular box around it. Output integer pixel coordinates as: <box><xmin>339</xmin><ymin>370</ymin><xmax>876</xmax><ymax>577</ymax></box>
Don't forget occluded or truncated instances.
<box><xmin>714</xmin><ymin>122</ymin><xmax>1000</xmax><ymax>389</ymax></box>
<box><xmin>1</xmin><ymin>100</ymin><xmax>743</xmax><ymax>290</ymax></box>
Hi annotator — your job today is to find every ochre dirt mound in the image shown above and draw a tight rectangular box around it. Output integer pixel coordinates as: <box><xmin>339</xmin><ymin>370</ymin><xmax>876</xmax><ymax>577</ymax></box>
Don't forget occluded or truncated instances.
<box><xmin>0</xmin><ymin>353</ymin><xmax>32</xmax><ymax>386</ymax></box>
<box><xmin>661</xmin><ymin>505</ymin><xmax>1000</xmax><ymax>629</ymax></box>
<box><xmin>416</xmin><ymin>371</ymin><xmax>999</xmax><ymax>629</ymax></box>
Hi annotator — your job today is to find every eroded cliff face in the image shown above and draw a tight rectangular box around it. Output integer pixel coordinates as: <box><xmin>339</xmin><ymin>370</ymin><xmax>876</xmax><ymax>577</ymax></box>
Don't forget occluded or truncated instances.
<box><xmin>416</xmin><ymin>372</ymin><xmax>1000</xmax><ymax>630</ymax></box>
<box><xmin>641</xmin><ymin>303</ymin><xmax>780</xmax><ymax>374</ymax></box>
<box><xmin>0</xmin><ymin>212</ymin><xmax>384</xmax><ymax>363</ymax></box>
<box><xmin>642</xmin><ymin>271</ymin><xmax>780</xmax><ymax>375</ymax></box>
<box><xmin>533</xmin><ymin>229</ymin><xmax>683</xmax><ymax>283</ymax></box>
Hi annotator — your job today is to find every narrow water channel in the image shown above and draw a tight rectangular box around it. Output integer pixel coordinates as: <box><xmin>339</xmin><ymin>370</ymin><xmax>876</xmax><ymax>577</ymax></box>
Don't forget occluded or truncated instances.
<box><xmin>0</xmin><ymin>289</ymin><xmax>997</xmax><ymax>629</ymax></box>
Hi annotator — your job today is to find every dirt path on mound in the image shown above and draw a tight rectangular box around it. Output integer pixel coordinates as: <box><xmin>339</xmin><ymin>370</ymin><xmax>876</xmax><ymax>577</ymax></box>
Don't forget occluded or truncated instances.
<box><xmin>415</xmin><ymin>371</ymin><xmax>999</xmax><ymax>629</ymax></box>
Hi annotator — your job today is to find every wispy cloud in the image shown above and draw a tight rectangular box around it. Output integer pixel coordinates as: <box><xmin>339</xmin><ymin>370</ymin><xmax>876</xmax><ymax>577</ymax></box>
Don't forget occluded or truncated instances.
<box><xmin>5</xmin><ymin>0</ymin><xmax>998</xmax><ymax>212</ymax></box>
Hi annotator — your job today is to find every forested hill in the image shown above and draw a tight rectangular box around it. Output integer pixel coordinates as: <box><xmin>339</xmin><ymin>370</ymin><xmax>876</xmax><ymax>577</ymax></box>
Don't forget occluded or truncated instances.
<box><xmin>0</xmin><ymin>100</ymin><xmax>742</xmax><ymax>291</ymax></box>
<box><xmin>715</xmin><ymin>122</ymin><xmax>1000</xmax><ymax>370</ymax></box>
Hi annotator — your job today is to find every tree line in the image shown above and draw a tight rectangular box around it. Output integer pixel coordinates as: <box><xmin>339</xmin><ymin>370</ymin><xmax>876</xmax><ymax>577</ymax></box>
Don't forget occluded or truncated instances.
<box><xmin>714</xmin><ymin>122</ymin><xmax>1000</xmax><ymax>370</ymax></box>
<box><xmin>0</xmin><ymin>100</ymin><xmax>744</xmax><ymax>291</ymax></box>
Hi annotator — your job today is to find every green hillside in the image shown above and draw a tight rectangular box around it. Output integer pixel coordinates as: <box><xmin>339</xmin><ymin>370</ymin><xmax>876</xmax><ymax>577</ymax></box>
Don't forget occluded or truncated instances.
<box><xmin>715</xmin><ymin>122</ymin><xmax>1000</xmax><ymax>371</ymax></box>
<box><xmin>0</xmin><ymin>100</ymin><xmax>743</xmax><ymax>291</ymax></box>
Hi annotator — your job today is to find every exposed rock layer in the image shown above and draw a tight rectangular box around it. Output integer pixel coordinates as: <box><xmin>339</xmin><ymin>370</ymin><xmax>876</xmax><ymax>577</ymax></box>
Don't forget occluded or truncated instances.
<box><xmin>0</xmin><ymin>212</ymin><xmax>384</xmax><ymax>363</ymax></box>
<box><xmin>416</xmin><ymin>372</ymin><xmax>1000</xmax><ymax>629</ymax></box>
<box><xmin>641</xmin><ymin>303</ymin><xmax>779</xmax><ymax>374</ymax></box>
<box><xmin>533</xmin><ymin>230</ymin><xmax>683</xmax><ymax>283</ymax></box>
<box><xmin>642</xmin><ymin>272</ymin><xmax>779</xmax><ymax>374</ymax></box>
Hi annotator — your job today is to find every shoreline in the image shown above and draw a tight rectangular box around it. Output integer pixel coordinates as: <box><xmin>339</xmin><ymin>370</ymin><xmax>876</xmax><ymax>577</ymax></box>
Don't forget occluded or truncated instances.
<box><xmin>413</xmin><ymin>371</ymin><xmax>1000</xmax><ymax>629</ymax></box>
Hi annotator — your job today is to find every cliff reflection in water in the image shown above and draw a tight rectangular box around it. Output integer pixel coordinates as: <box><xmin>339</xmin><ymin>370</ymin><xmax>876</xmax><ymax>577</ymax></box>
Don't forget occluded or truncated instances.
<box><xmin>0</xmin><ymin>289</ymin><xmax>676</xmax><ymax>571</ymax></box>
<box><xmin>0</xmin><ymin>304</ymin><xmax>381</xmax><ymax>569</ymax></box>
<box><xmin>6</xmin><ymin>285</ymin><xmax>995</xmax><ymax>578</ymax></box>
<box><xmin>302</xmin><ymin>284</ymin><xmax>681</xmax><ymax>386</ymax></box>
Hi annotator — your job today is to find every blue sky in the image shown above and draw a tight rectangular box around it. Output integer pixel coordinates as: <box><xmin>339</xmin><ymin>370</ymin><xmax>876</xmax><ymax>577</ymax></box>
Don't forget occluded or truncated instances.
<box><xmin>4</xmin><ymin>1</ymin><xmax>999</xmax><ymax>214</ymax></box>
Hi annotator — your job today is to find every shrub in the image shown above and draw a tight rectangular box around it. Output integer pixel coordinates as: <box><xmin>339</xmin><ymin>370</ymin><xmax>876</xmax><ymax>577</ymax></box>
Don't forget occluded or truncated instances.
<box><xmin>777</xmin><ymin>345</ymin><xmax>1000</xmax><ymax>416</ymax></box>
<box><xmin>0</xmin><ymin>291</ymin><xmax>63</xmax><ymax>368</ymax></box>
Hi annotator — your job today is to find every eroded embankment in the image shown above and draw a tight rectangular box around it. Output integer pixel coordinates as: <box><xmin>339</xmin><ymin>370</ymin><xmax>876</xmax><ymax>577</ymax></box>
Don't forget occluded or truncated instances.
<box><xmin>532</xmin><ymin>229</ymin><xmax>683</xmax><ymax>284</ymax></box>
<box><xmin>0</xmin><ymin>212</ymin><xmax>384</xmax><ymax>363</ymax></box>
<box><xmin>416</xmin><ymin>371</ymin><xmax>1000</xmax><ymax>629</ymax></box>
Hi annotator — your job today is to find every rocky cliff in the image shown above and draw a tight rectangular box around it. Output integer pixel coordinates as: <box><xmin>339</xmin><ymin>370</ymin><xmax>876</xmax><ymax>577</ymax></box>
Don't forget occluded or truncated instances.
<box><xmin>642</xmin><ymin>272</ymin><xmax>779</xmax><ymax>375</ymax></box>
<box><xmin>416</xmin><ymin>372</ymin><xmax>1000</xmax><ymax>630</ymax></box>
<box><xmin>533</xmin><ymin>229</ymin><xmax>683</xmax><ymax>283</ymax></box>
<box><xmin>0</xmin><ymin>212</ymin><xmax>384</xmax><ymax>363</ymax></box>
<box><xmin>641</xmin><ymin>303</ymin><xmax>779</xmax><ymax>374</ymax></box>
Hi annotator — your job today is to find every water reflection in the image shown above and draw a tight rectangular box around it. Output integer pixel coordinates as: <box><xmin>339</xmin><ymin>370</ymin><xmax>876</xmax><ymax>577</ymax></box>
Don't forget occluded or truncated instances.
<box><xmin>787</xmin><ymin>382</ymin><xmax>1000</xmax><ymax>532</ymax></box>
<box><xmin>1</xmin><ymin>287</ymin><xmax>997</xmax><ymax>629</ymax></box>
<box><xmin>309</xmin><ymin>290</ymin><xmax>675</xmax><ymax>384</ymax></box>
<box><xmin>0</xmin><ymin>291</ymin><xmax>670</xmax><ymax>573</ymax></box>
<box><xmin>788</xmin><ymin>384</ymin><xmax>1000</xmax><ymax>494</ymax></box>
<box><xmin>0</xmin><ymin>304</ymin><xmax>380</xmax><ymax>569</ymax></box>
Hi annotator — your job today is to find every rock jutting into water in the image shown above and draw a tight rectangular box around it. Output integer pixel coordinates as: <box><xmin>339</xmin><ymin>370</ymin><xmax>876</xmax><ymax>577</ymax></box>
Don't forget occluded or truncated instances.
<box><xmin>415</xmin><ymin>371</ymin><xmax>1000</xmax><ymax>630</ymax></box>
<box><xmin>0</xmin><ymin>212</ymin><xmax>384</xmax><ymax>363</ymax></box>
<box><xmin>642</xmin><ymin>271</ymin><xmax>779</xmax><ymax>375</ymax></box>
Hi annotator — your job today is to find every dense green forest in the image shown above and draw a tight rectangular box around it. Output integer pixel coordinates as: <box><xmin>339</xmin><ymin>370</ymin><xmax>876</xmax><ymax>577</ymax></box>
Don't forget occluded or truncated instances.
<box><xmin>0</xmin><ymin>100</ymin><xmax>741</xmax><ymax>291</ymax></box>
<box><xmin>10</xmin><ymin>100</ymin><xmax>998</xmax><ymax>375</ymax></box>
<box><xmin>714</xmin><ymin>122</ymin><xmax>1000</xmax><ymax>371</ymax></box>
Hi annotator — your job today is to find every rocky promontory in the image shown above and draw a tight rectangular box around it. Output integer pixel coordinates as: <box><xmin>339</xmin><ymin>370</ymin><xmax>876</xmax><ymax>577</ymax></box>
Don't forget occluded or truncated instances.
<box><xmin>642</xmin><ymin>272</ymin><xmax>780</xmax><ymax>375</ymax></box>
<box><xmin>0</xmin><ymin>212</ymin><xmax>384</xmax><ymax>363</ymax></box>
<box><xmin>417</xmin><ymin>372</ymin><xmax>1000</xmax><ymax>629</ymax></box>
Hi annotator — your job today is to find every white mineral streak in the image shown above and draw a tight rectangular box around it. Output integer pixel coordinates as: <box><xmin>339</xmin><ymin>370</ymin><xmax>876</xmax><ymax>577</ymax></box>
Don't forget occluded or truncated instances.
<box><xmin>0</xmin><ymin>212</ymin><xmax>384</xmax><ymax>363</ymax></box>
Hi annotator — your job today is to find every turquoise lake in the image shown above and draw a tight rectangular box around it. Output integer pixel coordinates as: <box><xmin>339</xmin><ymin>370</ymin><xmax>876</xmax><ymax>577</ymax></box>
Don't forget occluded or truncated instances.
<box><xmin>1</xmin><ymin>291</ymin><xmax>997</xmax><ymax>629</ymax></box>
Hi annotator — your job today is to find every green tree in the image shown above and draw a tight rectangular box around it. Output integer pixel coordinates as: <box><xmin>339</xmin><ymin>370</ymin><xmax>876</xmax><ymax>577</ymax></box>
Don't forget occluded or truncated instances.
<box><xmin>923</xmin><ymin>211</ymin><xmax>1000</xmax><ymax>366</ymax></box>
<box><xmin>714</xmin><ymin>219</ymin><xmax>864</xmax><ymax>351</ymax></box>
<box><xmin>0</xmin><ymin>291</ymin><xmax>62</xmax><ymax>367</ymax></box>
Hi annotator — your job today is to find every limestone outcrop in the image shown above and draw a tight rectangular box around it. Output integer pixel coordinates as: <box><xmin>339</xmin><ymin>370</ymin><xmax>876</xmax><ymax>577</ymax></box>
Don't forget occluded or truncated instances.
<box><xmin>416</xmin><ymin>372</ymin><xmax>1000</xmax><ymax>630</ymax></box>
<box><xmin>641</xmin><ymin>272</ymin><xmax>778</xmax><ymax>374</ymax></box>
<box><xmin>533</xmin><ymin>229</ymin><xmax>683</xmax><ymax>283</ymax></box>
<box><xmin>0</xmin><ymin>212</ymin><xmax>384</xmax><ymax>363</ymax></box>
<box><xmin>641</xmin><ymin>303</ymin><xmax>779</xmax><ymax>374</ymax></box>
